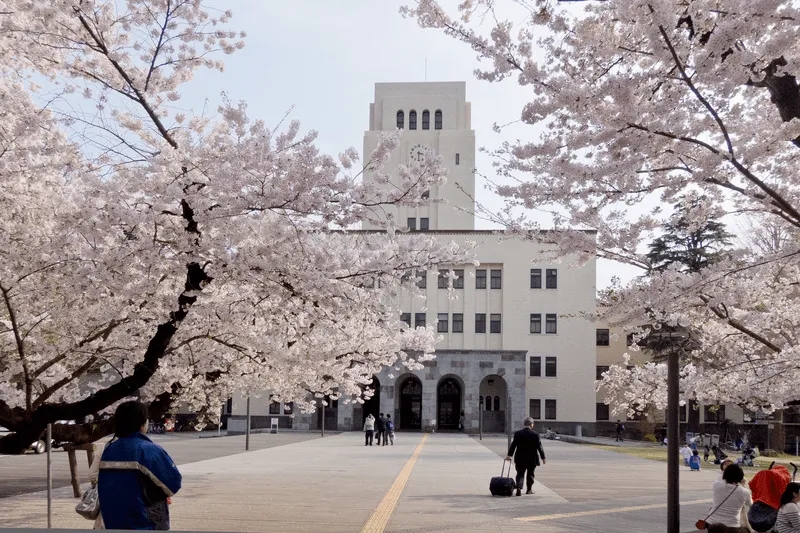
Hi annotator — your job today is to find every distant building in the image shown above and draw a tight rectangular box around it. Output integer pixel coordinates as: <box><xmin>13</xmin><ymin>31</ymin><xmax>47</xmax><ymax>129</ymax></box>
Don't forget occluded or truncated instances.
<box><xmin>227</xmin><ymin>82</ymin><xmax>598</xmax><ymax>436</ymax></box>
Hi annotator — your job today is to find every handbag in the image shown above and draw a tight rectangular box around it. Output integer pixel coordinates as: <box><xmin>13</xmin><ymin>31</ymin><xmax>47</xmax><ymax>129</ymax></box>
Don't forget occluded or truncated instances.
<box><xmin>75</xmin><ymin>483</ymin><xmax>100</xmax><ymax>520</ymax></box>
<box><xmin>696</xmin><ymin>485</ymin><xmax>738</xmax><ymax>529</ymax></box>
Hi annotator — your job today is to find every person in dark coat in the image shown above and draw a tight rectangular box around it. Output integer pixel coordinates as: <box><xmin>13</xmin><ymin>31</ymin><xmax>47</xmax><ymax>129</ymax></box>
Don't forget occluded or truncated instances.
<box><xmin>376</xmin><ymin>413</ymin><xmax>387</xmax><ymax>446</ymax></box>
<box><xmin>505</xmin><ymin>417</ymin><xmax>546</xmax><ymax>496</ymax></box>
<box><xmin>98</xmin><ymin>400</ymin><xmax>182</xmax><ymax>530</ymax></box>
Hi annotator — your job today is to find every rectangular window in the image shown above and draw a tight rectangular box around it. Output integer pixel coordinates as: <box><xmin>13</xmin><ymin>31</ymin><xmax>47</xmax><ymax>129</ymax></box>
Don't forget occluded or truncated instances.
<box><xmin>475</xmin><ymin>269</ymin><xmax>487</xmax><ymax>289</ymax></box>
<box><xmin>416</xmin><ymin>269</ymin><xmax>427</xmax><ymax>289</ymax></box>
<box><xmin>529</xmin><ymin>399</ymin><xmax>541</xmax><ymax>420</ymax></box>
<box><xmin>546</xmin><ymin>269</ymin><xmax>558</xmax><ymax>289</ymax></box>
<box><xmin>529</xmin><ymin>313</ymin><xmax>542</xmax><ymax>334</ymax></box>
<box><xmin>490</xmin><ymin>269</ymin><xmax>502</xmax><ymax>289</ymax></box>
<box><xmin>596</xmin><ymin>403</ymin><xmax>610</xmax><ymax>421</ymax></box>
<box><xmin>596</xmin><ymin>328</ymin><xmax>610</xmax><ymax>346</ymax></box>
<box><xmin>400</xmin><ymin>313</ymin><xmax>411</xmax><ymax>326</ymax></box>
<box><xmin>475</xmin><ymin>313</ymin><xmax>486</xmax><ymax>333</ymax></box>
<box><xmin>283</xmin><ymin>402</ymin><xmax>294</xmax><ymax>415</ymax></box>
<box><xmin>269</xmin><ymin>401</ymin><xmax>280</xmax><ymax>415</ymax></box>
<box><xmin>437</xmin><ymin>313</ymin><xmax>448</xmax><ymax>333</ymax></box>
<box><xmin>530</xmin><ymin>268</ymin><xmax>542</xmax><ymax>289</ymax></box>
<box><xmin>415</xmin><ymin>313</ymin><xmax>426</xmax><ymax>328</ymax></box>
<box><xmin>545</xmin><ymin>399</ymin><xmax>557</xmax><ymax>420</ymax></box>
<box><xmin>545</xmin><ymin>313</ymin><xmax>557</xmax><ymax>334</ymax></box>
<box><xmin>704</xmin><ymin>405</ymin><xmax>725</xmax><ymax>423</ymax></box>
<box><xmin>421</xmin><ymin>190</ymin><xmax>430</xmax><ymax>200</ymax></box>
<box><xmin>453</xmin><ymin>269</ymin><xmax>464</xmax><ymax>289</ymax></box>
<box><xmin>596</xmin><ymin>365</ymin><xmax>610</xmax><ymax>381</ymax></box>
<box><xmin>438</xmin><ymin>270</ymin><xmax>449</xmax><ymax>289</ymax></box>
<box><xmin>490</xmin><ymin>314</ymin><xmax>502</xmax><ymax>333</ymax></box>
<box><xmin>680</xmin><ymin>404</ymin><xmax>687</xmax><ymax>423</ymax></box>
<box><xmin>420</xmin><ymin>217</ymin><xmax>429</xmax><ymax>231</ymax></box>
<box><xmin>407</xmin><ymin>217</ymin><xmax>416</xmax><ymax>231</ymax></box>
<box><xmin>545</xmin><ymin>356</ymin><xmax>557</xmax><ymax>377</ymax></box>
<box><xmin>452</xmin><ymin>313</ymin><xmax>463</xmax><ymax>333</ymax></box>
<box><xmin>455</xmin><ymin>153</ymin><xmax>460</xmax><ymax>165</ymax></box>
<box><xmin>529</xmin><ymin>356</ymin><xmax>541</xmax><ymax>377</ymax></box>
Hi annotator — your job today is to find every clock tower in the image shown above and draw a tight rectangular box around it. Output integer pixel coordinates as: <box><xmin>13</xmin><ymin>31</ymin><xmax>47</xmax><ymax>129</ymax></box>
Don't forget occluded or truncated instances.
<box><xmin>362</xmin><ymin>82</ymin><xmax>476</xmax><ymax>230</ymax></box>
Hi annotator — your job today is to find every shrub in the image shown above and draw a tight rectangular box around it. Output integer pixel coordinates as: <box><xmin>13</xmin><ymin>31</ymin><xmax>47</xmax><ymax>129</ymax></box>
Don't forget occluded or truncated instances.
<box><xmin>643</xmin><ymin>433</ymin><xmax>657</xmax><ymax>442</ymax></box>
<box><xmin>760</xmin><ymin>449</ymin><xmax>781</xmax><ymax>457</ymax></box>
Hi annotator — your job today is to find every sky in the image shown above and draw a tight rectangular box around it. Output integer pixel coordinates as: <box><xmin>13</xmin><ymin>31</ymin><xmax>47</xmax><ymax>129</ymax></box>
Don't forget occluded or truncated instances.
<box><xmin>180</xmin><ymin>0</ymin><xmax>643</xmax><ymax>289</ymax></box>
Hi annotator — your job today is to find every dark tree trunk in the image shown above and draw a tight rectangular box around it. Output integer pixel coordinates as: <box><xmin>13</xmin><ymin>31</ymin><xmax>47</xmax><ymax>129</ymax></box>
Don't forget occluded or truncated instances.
<box><xmin>0</xmin><ymin>262</ymin><xmax>211</xmax><ymax>454</ymax></box>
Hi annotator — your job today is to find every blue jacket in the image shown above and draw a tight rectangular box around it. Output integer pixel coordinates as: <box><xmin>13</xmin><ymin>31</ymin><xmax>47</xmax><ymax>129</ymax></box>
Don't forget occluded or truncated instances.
<box><xmin>98</xmin><ymin>433</ymin><xmax>182</xmax><ymax>530</ymax></box>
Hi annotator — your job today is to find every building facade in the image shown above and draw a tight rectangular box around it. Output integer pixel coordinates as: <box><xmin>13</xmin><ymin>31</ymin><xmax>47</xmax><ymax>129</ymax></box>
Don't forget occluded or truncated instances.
<box><xmin>228</xmin><ymin>82</ymin><xmax>598</xmax><ymax>436</ymax></box>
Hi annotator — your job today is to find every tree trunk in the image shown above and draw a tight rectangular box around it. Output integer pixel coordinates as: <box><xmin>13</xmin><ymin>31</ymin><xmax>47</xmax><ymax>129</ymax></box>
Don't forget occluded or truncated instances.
<box><xmin>0</xmin><ymin>262</ymin><xmax>210</xmax><ymax>454</ymax></box>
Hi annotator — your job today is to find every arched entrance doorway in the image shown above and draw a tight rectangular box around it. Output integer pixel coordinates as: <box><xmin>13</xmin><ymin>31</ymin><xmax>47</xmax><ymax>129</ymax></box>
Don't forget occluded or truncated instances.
<box><xmin>480</xmin><ymin>375</ymin><xmax>508</xmax><ymax>433</ymax></box>
<box><xmin>361</xmin><ymin>376</ymin><xmax>381</xmax><ymax>424</ymax></box>
<box><xmin>437</xmin><ymin>377</ymin><xmax>462</xmax><ymax>431</ymax></box>
<box><xmin>398</xmin><ymin>376</ymin><xmax>422</xmax><ymax>430</ymax></box>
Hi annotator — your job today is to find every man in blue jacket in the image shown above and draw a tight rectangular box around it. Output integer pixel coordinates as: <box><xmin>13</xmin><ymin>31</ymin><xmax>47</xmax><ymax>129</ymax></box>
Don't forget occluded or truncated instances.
<box><xmin>98</xmin><ymin>400</ymin><xmax>182</xmax><ymax>530</ymax></box>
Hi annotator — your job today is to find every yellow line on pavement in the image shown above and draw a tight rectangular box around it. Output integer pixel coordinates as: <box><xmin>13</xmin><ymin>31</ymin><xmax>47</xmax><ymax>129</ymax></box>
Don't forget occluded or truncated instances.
<box><xmin>515</xmin><ymin>498</ymin><xmax>712</xmax><ymax>522</ymax></box>
<box><xmin>360</xmin><ymin>434</ymin><xmax>428</xmax><ymax>533</ymax></box>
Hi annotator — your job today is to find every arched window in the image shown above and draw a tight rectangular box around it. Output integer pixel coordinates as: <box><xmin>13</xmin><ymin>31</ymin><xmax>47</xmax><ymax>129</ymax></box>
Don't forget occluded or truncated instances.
<box><xmin>479</xmin><ymin>395</ymin><xmax>484</xmax><ymax>409</ymax></box>
<box><xmin>422</xmin><ymin>110</ymin><xmax>430</xmax><ymax>130</ymax></box>
<box><xmin>409</xmin><ymin>110</ymin><xmax>417</xmax><ymax>130</ymax></box>
<box><xmin>396</xmin><ymin>110</ymin><xmax>404</xmax><ymax>129</ymax></box>
<box><xmin>494</xmin><ymin>396</ymin><xmax>500</xmax><ymax>411</ymax></box>
<box><xmin>485</xmin><ymin>398</ymin><xmax>492</xmax><ymax>411</ymax></box>
<box><xmin>435</xmin><ymin>109</ymin><xmax>443</xmax><ymax>129</ymax></box>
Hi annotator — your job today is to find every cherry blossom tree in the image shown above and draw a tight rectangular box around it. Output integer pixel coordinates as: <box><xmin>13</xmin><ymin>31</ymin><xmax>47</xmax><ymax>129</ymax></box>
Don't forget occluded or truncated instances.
<box><xmin>0</xmin><ymin>1</ymin><xmax>462</xmax><ymax>454</ymax></box>
<box><xmin>403</xmin><ymin>0</ymin><xmax>800</xmax><ymax>414</ymax></box>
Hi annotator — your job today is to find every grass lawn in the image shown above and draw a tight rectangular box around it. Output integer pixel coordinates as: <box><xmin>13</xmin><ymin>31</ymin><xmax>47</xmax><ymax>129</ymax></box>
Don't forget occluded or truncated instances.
<box><xmin>590</xmin><ymin>444</ymin><xmax>800</xmax><ymax>474</ymax></box>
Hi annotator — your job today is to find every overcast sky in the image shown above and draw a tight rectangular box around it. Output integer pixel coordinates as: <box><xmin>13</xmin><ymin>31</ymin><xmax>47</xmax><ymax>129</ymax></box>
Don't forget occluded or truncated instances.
<box><xmin>183</xmin><ymin>1</ymin><xmax>642</xmax><ymax>289</ymax></box>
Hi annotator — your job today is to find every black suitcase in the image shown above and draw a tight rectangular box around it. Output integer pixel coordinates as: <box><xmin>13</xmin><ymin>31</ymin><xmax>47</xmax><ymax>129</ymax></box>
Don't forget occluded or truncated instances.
<box><xmin>489</xmin><ymin>459</ymin><xmax>516</xmax><ymax>496</ymax></box>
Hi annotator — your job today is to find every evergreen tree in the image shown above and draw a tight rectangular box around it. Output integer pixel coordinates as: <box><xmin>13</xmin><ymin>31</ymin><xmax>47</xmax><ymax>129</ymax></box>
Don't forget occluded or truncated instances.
<box><xmin>646</xmin><ymin>197</ymin><xmax>733</xmax><ymax>273</ymax></box>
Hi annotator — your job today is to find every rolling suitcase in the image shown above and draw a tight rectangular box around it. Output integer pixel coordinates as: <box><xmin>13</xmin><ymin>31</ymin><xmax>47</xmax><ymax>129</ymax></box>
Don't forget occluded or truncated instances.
<box><xmin>489</xmin><ymin>459</ymin><xmax>516</xmax><ymax>496</ymax></box>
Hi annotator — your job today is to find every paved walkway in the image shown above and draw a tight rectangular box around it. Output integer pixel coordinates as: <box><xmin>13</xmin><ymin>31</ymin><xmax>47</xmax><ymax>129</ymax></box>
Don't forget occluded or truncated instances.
<box><xmin>0</xmin><ymin>432</ymin><xmax>727</xmax><ymax>532</ymax></box>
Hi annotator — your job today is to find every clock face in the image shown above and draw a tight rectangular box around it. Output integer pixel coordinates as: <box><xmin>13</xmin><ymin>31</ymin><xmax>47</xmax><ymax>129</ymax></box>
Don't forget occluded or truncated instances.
<box><xmin>408</xmin><ymin>143</ymin><xmax>432</xmax><ymax>163</ymax></box>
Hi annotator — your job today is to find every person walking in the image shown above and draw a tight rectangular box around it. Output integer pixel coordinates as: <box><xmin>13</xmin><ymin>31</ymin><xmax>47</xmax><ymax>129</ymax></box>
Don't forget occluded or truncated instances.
<box><xmin>679</xmin><ymin>443</ymin><xmax>693</xmax><ymax>467</ymax></box>
<box><xmin>363</xmin><ymin>414</ymin><xmax>375</xmax><ymax>446</ymax></box>
<box><xmin>386</xmin><ymin>414</ymin><xmax>395</xmax><ymax>445</ymax></box>
<box><xmin>505</xmin><ymin>417</ymin><xmax>546</xmax><ymax>497</ymax></box>
<box><xmin>376</xmin><ymin>413</ymin><xmax>388</xmax><ymax>446</ymax></box>
<box><xmin>98</xmin><ymin>400</ymin><xmax>182</xmax><ymax>530</ymax></box>
<box><xmin>615</xmin><ymin>420</ymin><xmax>625</xmax><ymax>442</ymax></box>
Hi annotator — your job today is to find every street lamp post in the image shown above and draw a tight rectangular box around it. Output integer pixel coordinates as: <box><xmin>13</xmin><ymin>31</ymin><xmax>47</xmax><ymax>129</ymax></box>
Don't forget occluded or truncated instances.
<box><xmin>666</xmin><ymin>344</ymin><xmax>680</xmax><ymax>533</ymax></box>
<box><xmin>321</xmin><ymin>398</ymin><xmax>325</xmax><ymax>438</ymax></box>
<box><xmin>479</xmin><ymin>396</ymin><xmax>484</xmax><ymax>441</ymax></box>
<box><xmin>647</xmin><ymin>327</ymin><xmax>690</xmax><ymax>533</ymax></box>
<box><xmin>245</xmin><ymin>396</ymin><xmax>251</xmax><ymax>451</ymax></box>
<box><xmin>507</xmin><ymin>392</ymin><xmax>513</xmax><ymax>449</ymax></box>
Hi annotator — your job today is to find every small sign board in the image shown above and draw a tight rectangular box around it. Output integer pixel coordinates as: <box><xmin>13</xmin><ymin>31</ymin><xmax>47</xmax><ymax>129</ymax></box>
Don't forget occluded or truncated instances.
<box><xmin>270</xmin><ymin>417</ymin><xmax>279</xmax><ymax>434</ymax></box>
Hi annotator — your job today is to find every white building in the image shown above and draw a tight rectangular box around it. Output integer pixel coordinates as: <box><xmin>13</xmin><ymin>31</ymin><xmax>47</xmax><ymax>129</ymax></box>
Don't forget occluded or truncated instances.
<box><xmin>228</xmin><ymin>82</ymin><xmax>599</xmax><ymax>435</ymax></box>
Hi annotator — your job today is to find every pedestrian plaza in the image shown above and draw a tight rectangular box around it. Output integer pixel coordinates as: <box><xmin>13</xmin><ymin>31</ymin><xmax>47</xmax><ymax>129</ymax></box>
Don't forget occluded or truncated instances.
<box><xmin>1</xmin><ymin>432</ymin><xmax>723</xmax><ymax>532</ymax></box>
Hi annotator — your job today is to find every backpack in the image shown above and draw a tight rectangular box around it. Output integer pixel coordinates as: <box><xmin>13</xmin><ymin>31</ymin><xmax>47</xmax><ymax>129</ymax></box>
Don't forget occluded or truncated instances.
<box><xmin>386</xmin><ymin>420</ymin><xmax>394</xmax><ymax>431</ymax></box>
